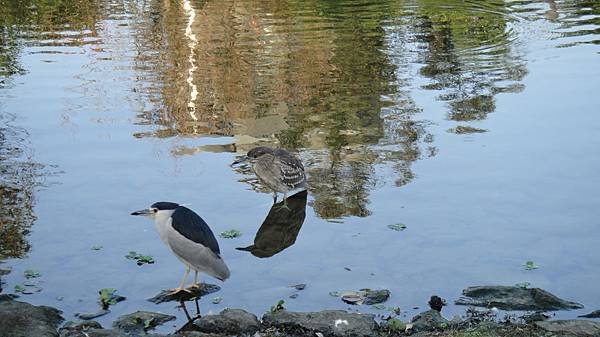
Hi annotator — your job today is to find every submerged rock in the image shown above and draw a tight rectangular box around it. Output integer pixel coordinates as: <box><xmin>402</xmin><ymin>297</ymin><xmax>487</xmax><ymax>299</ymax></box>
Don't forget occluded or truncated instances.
<box><xmin>409</xmin><ymin>309</ymin><xmax>449</xmax><ymax>332</ymax></box>
<box><xmin>536</xmin><ymin>320</ymin><xmax>600</xmax><ymax>337</ymax></box>
<box><xmin>262</xmin><ymin>310</ymin><xmax>378</xmax><ymax>337</ymax></box>
<box><xmin>195</xmin><ymin>308</ymin><xmax>260</xmax><ymax>335</ymax></box>
<box><xmin>0</xmin><ymin>294</ymin><xmax>63</xmax><ymax>337</ymax></box>
<box><xmin>75</xmin><ymin>309</ymin><xmax>110</xmax><ymax>320</ymax></box>
<box><xmin>148</xmin><ymin>284</ymin><xmax>220</xmax><ymax>304</ymax></box>
<box><xmin>112</xmin><ymin>310</ymin><xmax>176</xmax><ymax>334</ymax></box>
<box><xmin>455</xmin><ymin>285</ymin><xmax>584</xmax><ymax>311</ymax></box>
<box><xmin>579</xmin><ymin>309</ymin><xmax>600</xmax><ymax>318</ymax></box>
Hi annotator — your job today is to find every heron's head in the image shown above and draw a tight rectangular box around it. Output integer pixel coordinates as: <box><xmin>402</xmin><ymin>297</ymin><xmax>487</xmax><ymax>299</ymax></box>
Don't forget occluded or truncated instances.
<box><xmin>230</xmin><ymin>146</ymin><xmax>274</xmax><ymax>166</ymax></box>
<box><xmin>131</xmin><ymin>202</ymin><xmax>180</xmax><ymax>218</ymax></box>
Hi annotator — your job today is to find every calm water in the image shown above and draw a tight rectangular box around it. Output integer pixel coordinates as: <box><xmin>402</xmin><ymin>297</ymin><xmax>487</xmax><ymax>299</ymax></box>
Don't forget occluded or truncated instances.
<box><xmin>1</xmin><ymin>0</ymin><xmax>599</xmax><ymax>331</ymax></box>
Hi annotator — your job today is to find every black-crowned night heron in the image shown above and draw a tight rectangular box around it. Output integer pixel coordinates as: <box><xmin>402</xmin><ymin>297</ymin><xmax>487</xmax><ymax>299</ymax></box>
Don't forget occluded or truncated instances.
<box><xmin>231</xmin><ymin>147</ymin><xmax>307</xmax><ymax>204</ymax></box>
<box><xmin>131</xmin><ymin>202</ymin><xmax>230</xmax><ymax>294</ymax></box>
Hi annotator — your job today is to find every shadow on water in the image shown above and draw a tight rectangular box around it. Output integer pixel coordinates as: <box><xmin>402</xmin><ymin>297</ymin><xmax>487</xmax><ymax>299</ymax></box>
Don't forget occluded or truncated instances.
<box><xmin>236</xmin><ymin>190</ymin><xmax>308</xmax><ymax>258</ymax></box>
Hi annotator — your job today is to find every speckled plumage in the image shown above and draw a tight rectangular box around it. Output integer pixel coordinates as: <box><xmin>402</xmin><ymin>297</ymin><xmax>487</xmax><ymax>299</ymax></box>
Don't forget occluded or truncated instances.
<box><xmin>248</xmin><ymin>147</ymin><xmax>307</xmax><ymax>196</ymax></box>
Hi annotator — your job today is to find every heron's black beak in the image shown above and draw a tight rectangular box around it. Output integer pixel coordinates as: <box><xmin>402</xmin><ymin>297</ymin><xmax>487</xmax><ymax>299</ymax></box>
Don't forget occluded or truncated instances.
<box><xmin>131</xmin><ymin>209</ymin><xmax>152</xmax><ymax>216</ymax></box>
<box><xmin>230</xmin><ymin>155</ymin><xmax>249</xmax><ymax>167</ymax></box>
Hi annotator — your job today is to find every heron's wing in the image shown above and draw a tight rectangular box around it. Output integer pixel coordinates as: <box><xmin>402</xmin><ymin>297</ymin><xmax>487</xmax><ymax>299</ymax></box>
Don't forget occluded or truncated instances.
<box><xmin>170</xmin><ymin>207</ymin><xmax>220</xmax><ymax>256</ymax></box>
<box><xmin>273</xmin><ymin>150</ymin><xmax>306</xmax><ymax>189</ymax></box>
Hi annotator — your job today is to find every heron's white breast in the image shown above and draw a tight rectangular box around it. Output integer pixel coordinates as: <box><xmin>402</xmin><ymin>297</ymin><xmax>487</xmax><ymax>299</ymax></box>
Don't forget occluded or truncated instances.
<box><xmin>154</xmin><ymin>209</ymin><xmax>176</xmax><ymax>246</ymax></box>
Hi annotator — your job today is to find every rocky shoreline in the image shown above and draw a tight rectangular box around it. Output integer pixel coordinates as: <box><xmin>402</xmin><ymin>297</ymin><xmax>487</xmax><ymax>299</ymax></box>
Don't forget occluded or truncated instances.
<box><xmin>1</xmin><ymin>285</ymin><xmax>600</xmax><ymax>337</ymax></box>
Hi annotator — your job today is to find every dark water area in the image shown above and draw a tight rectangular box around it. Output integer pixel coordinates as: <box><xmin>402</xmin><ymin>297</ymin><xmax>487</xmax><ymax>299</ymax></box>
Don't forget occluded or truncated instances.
<box><xmin>1</xmin><ymin>0</ymin><xmax>599</xmax><ymax>332</ymax></box>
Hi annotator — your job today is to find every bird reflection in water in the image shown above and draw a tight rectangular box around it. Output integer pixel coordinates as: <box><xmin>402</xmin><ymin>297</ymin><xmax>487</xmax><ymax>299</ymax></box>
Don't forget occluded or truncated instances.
<box><xmin>236</xmin><ymin>191</ymin><xmax>308</xmax><ymax>258</ymax></box>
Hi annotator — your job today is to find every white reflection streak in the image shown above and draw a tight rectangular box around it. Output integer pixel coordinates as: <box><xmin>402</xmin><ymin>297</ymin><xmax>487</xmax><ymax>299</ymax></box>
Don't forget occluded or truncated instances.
<box><xmin>183</xmin><ymin>0</ymin><xmax>198</xmax><ymax>121</ymax></box>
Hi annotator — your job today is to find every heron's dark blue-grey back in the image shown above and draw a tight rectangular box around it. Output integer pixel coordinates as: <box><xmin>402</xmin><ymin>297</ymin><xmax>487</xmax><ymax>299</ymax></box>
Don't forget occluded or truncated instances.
<box><xmin>170</xmin><ymin>206</ymin><xmax>221</xmax><ymax>256</ymax></box>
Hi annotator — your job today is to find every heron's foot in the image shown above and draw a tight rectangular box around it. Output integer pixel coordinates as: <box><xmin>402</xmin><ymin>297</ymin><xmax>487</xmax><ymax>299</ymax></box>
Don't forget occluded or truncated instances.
<box><xmin>166</xmin><ymin>287</ymin><xmax>193</xmax><ymax>296</ymax></box>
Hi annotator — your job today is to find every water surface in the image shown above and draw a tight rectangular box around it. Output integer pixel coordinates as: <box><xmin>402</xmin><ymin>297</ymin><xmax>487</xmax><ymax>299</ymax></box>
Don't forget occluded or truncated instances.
<box><xmin>1</xmin><ymin>0</ymin><xmax>599</xmax><ymax>331</ymax></box>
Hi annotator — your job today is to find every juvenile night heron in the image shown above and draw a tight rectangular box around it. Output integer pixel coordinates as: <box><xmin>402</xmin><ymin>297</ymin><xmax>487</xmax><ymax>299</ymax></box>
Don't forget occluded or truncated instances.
<box><xmin>231</xmin><ymin>146</ymin><xmax>307</xmax><ymax>204</ymax></box>
<box><xmin>131</xmin><ymin>202</ymin><xmax>230</xmax><ymax>294</ymax></box>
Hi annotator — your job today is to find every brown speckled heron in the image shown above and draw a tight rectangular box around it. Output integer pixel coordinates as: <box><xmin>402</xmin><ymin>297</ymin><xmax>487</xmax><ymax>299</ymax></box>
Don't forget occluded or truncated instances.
<box><xmin>231</xmin><ymin>147</ymin><xmax>307</xmax><ymax>204</ymax></box>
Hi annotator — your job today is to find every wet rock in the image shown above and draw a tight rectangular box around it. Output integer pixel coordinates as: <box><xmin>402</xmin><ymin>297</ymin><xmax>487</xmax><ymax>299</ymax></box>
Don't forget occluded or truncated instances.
<box><xmin>60</xmin><ymin>329</ymin><xmax>128</xmax><ymax>337</ymax></box>
<box><xmin>536</xmin><ymin>320</ymin><xmax>600</xmax><ymax>337</ymax></box>
<box><xmin>195</xmin><ymin>308</ymin><xmax>260</xmax><ymax>335</ymax></box>
<box><xmin>455</xmin><ymin>285</ymin><xmax>584</xmax><ymax>311</ymax></box>
<box><xmin>291</xmin><ymin>284</ymin><xmax>306</xmax><ymax>291</ymax></box>
<box><xmin>262</xmin><ymin>310</ymin><xmax>377</xmax><ymax>337</ymax></box>
<box><xmin>0</xmin><ymin>294</ymin><xmax>63</xmax><ymax>337</ymax></box>
<box><xmin>409</xmin><ymin>309</ymin><xmax>449</xmax><ymax>332</ymax></box>
<box><xmin>148</xmin><ymin>284</ymin><xmax>220</xmax><ymax>304</ymax></box>
<box><xmin>75</xmin><ymin>308</ymin><xmax>110</xmax><ymax>320</ymax></box>
<box><xmin>340</xmin><ymin>289</ymin><xmax>390</xmax><ymax>305</ymax></box>
<box><xmin>428</xmin><ymin>295</ymin><xmax>446</xmax><ymax>312</ymax></box>
<box><xmin>112</xmin><ymin>310</ymin><xmax>176</xmax><ymax>334</ymax></box>
<box><xmin>62</xmin><ymin>320</ymin><xmax>103</xmax><ymax>330</ymax></box>
<box><xmin>521</xmin><ymin>312</ymin><xmax>550</xmax><ymax>323</ymax></box>
<box><xmin>579</xmin><ymin>309</ymin><xmax>600</xmax><ymax>318</ymax></box>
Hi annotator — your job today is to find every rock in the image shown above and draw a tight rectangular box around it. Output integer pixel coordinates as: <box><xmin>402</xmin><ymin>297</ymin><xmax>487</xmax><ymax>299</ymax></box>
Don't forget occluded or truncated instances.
<box><xmin>262</xmin><ymin>310</ymin><xmax>377</xmax><ymax>337</ymax></box>
<box><xmin>410</xmin><ymin>309</ymin><xmax>449</xmax><ymax>332</ymax></box>
<box><xmin>455</xmin><ymin>285</ymin><xmax>584</xmax><ymax>311</ymax></box>
<box><xmin>60</xmin><ymin>329</ymin><xmax>128</xmax><ymax>337</ymax></box>
<box><xmin>579</xmin><ymin>310</ymin><xmax>600</xmax><ymax>318</ymax></box>
<box><xmin>521</xmin><ymin>312</ymin><xmax>550</xmax><ymax>323</ymax></box>
<box><xmin>148</xmin><ymin>283</ymin><xmax>220</xmax><ymax>304</ymax></box>
<box><xmin>536</xmin><ymin>320</ymin><xmax>600</xmax><ymax>337</ymax></box>
<box><xmin>112</xmin><ymin>311</ymin><xmax>176</xmax><ymax>333</ymax></box>
<box><xmin>428</xmin><ymin>295</ymin><xmax>446</xmax><ymax>312</ymax></box>
<box><xmin>195</xmin><ymin>308</ymin><xmax>260</xmax><ymax>335</ymax></box>
<box><xmin>291</xmin><ymin>284</ymin><xmax>306</xmax><ymax>291</ymax></box>
<box><xmin>0</xmin><ymin>266</ymin><xmax>11</xmax><ymax>275</ymax></box>
<box><xmin>340</xmin><ymin>289</ymin><xmax>390</xmax><ymax>305</ymax></box>
<box><xmin>75</xmin><ymin>308</ymin><xmax>110</xmax><ymax>320</ymax></box>
<box><xmin>0</xmin><ymin>295</ymin><xmax>63</xmax><ymax>337</ymax></box>
<box><xmin>62</xmin><ymin>320</ymin><xmax>103</xmax><ymax>330</ymax></box>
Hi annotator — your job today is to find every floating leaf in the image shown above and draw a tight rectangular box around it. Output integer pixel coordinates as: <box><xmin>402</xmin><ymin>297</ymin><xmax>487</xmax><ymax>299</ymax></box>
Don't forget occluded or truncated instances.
<box><xmin>372</xmin><ymin>304</ymin><xmax>386</xmax><ymax>310</ymax></box>
<box><xmin>14</xmin><ymin>284</ymin><xmax>25</xmax><ymax>293</ymax></box>
<box><xmin>212</xmin><ymin>296</ymin><xmax>222</xmax><ymax>304</ymax></box>
<box><xmin>91</xmin><ymin>245</ymin><xmax>103</xmax><ymax>251</ymax></box>
<box><xmin>219</xmin><ymin>229</ymin><xmax>242</xmax><ymax>239</ymax></box>
<box><xmin>98</xmin><ymin>288</ymin><xmax>126</xmax><ymax>309</ymax></box>
<box><xmin>24</xmin><ymin>269</ymin><xmax>41</xmax><ymax>279</ymax></box>
<box><xmin>269</xmin><ymin>299</ymin><xmax>285</xmax><ymax>313</ymax></box>
<box><xmin>515</xmin><ymin>282</ymin><xmax>531</xmax><ymax>289</ymax></box>
<box><xmin>387</xmin><ymin>224</ymin><xmax>407</xmax><ymax>231</ymax></box>
<box><xmin>125</xmin><ymin>251</ymin><xmax>155</xmax><ymax>266</ymax></box>
<box><xmin>523</xmin><ymin>261</ymin><xmax>539</xmax><ymax>271</ymax></box>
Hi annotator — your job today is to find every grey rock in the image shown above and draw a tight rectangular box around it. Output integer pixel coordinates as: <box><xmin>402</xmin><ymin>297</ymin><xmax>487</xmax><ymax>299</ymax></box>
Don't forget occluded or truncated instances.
<box><xmin>579</xmin><ymin>310</ymin><xmax>600</xmax><ymax>318</ymax></box>
<box><xmin>536</xmin><ymin>320</ymin><xmax>600</xmax><ymax>337</ymax></box>
<box><xmin>148</xmin><ymin>284</ymin><xmax>220</xmax><ymax>304</ymax></box>
<box><xmin>262</xmin><ymin>309</ymin><xmax>377</xmax><ymax>337</ymax></box>
<box><xmin>60</xmin><ymin>329</ymin><xmax>128</xmax><ymax>337</ymax></box>
<box><xmin>196</xmin><ymin>308</ymin><xmax>260</xmax><ymax>335</ymax></box>
<box><xmin>410</xmin><ymin>309</ymin><xmax>449</xmax><ymax>332</ymax></box>
<box><xmin>112</xmin><ymin>310</ymin><xmax>176</xmax><ymax>333</ymax></box>
<box><xmin>455</xmin><ymin>285</ymin><xmax>584</xmax><ymax>311</ymax></box>
<box><xmin>340</xmin><ymin>289</ymin><xmax>390</xmax><ymax>305</ymax></box>
<box><xmin>0</xmin><ymin>295</ymin><xmax>64</xmax><ymax>337</ymax></box>
<box><xmin>521</xmin><ymin>312</ymin><xmax>550</xmax><ymax>323</ymax></box>
<box><xmin>75</xmin><ymin>308</ymin><xmax>110</xmax><ymax>320</ymax></box>
<box><xmin>62</xmin><ymin>320</ymin><xmax>103</xmax><ymax>330</ymax></box>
